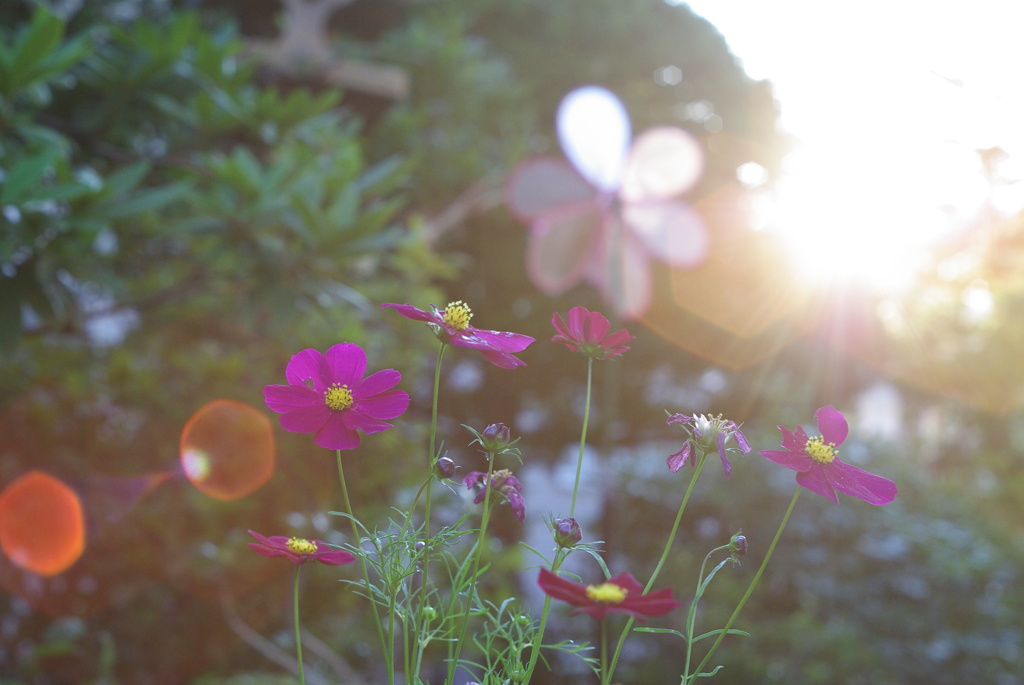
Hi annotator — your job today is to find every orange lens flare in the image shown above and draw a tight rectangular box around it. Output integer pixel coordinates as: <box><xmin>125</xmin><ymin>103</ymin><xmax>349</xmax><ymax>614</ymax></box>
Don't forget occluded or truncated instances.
<box><xmin>0</xmin><ymin>471</ymin><xmax>86</xmax><ymax>577</ymax></box>
<box><xmin>180</xmin><ymin>399</ymin><xmax>276</xmax><ymax>501</ymax></box>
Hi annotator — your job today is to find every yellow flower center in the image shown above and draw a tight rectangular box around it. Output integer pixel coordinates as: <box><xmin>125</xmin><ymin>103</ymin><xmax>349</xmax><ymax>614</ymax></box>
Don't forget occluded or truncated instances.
<box><xmin>443</xmin><ymin>300</ymin><xmax>473</xmax><ymax>330</ymax></box>
<box><xmin>323</xmin><ymin>383</ymin><xmax>353</xmax><ymax>411</ymax></box>
<box><xmin>287</xmin><ymin>537</ymin><xmax>318</xmax><ymax>554</ymax></box>
<box><xmin>804</xmin><ymin>435</ymin><xmax>837</xmax><ymax>464</ymax></box>
<box><xmin>491</xmin><ymin>468</ymin><xmax>513</xmax><ymax>492</ymax></box>
<box><xmin>586</xmin><ymin>582</ymin><xmax>628</xmax><ymax>604</ymax></box>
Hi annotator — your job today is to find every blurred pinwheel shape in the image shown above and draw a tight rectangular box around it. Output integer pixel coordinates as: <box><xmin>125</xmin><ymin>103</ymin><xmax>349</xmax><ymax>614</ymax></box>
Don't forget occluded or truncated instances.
<box><xmin>506</xmin><ymin>85</ymin><xmax>708</xmax><ymax>318</ymax></box>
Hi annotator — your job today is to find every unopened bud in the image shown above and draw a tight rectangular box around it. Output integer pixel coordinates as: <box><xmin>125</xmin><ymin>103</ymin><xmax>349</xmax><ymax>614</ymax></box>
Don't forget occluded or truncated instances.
<box><xmin>730</xmin><ymin>532</ymin><xmax>747</xmax><ymax>556</ymax></box>
<box><xmin>481</xmin><ymin>423</ymin><xmax>512</xmax><ymax>451</ymax></box>
<box><xmin>553</xmin><ymin>517</ymin><xmax>582</xmax><ymax>548</ymax></box>
<box><xmin>435</xmin><ymin>456</ymin><xmax>456</xmax><ymax>479</ymax></box>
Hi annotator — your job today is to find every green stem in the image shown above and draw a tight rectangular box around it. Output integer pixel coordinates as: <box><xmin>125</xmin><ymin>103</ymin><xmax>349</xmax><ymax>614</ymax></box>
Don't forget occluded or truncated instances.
<box><xmin>293</xmin><ymin>566</ymin><xmax>305</xmax><ymax>685</ymax></box>
<box><xmin>606</xmin><ymin>453</ymin><xmax>707</xmax><ymax>682</ymax></box>
<box><xmin>683</xmin><ymin>544</ymin><xmax>730</xmax><ymax>682</ymax></box>
<box><xmin>569</xmin><ymin>357</ymin><xmax>594</xmax><ymax>518</ymax></box>
<box><xmin>336</xmin><ymin>450</ymin><xmax>392</xmax><ymax>685</ymax></box>
<box><xmin>413</xmin><ymin>342</ymin><xmax>446</xmax><ymax>681</ymax></box>
<box><xmin>521</xmin><ymin>549</ymin><xmax>568</xmax><ymax>682</ymax></box>
<box><xmin>599</xmin><ymin>619</ymin><xmax>611</xmax><ymax>685</ymax></box>
<box><xmin>447</xmin><ymin>451</ymin><xmax>497</xmax><ymax>683</ymax></box>
<box><xmin>523</xmin><ymin>357</ymin><xmax>595</xmax><ymax>682</ymax></box>
<box><xmin>687</xmin><ymin>487</ymin><xmax>802</xmax><ymax>683</ymax></box>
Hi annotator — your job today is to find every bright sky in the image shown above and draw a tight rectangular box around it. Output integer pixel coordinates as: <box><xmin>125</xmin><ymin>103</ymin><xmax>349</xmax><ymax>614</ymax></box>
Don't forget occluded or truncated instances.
<box><xmin>678</xmin><ymin>0</ymin><xmax>1024</xmax><ymax>290</ymax></box>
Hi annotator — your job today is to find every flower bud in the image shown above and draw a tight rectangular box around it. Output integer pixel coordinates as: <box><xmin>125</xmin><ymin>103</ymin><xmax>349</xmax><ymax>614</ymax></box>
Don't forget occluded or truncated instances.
<box><xmin>435</xmin><ymin>456</ymin><xmax>456</xmax><ymax>479</ymax></box>
<box><xmin>420</xmin><ymin>605</ymin><xmax>437</xmax><ymax>621</ymax></box>
<box><xmin>730</xmin><ymin>532</ymin><xmax>747</xmax><ymax>556</ymax></box>
<box><xmin>481</xmin><ymin>423</ymin><xmax>512</xmax><ymax>451</ymax></box>
<box><xmin>553</xmin><ymin>517</ymin><xmax>582</xmax><ymax>548</ymax></box>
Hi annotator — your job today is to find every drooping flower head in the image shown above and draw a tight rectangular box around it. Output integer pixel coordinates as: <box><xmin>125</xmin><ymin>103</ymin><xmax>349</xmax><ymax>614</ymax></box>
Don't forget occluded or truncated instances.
<box><xmin>551</xmin><ymin>306</ymin><xmax>633</xmax><ymax>360</ymax></box>
<box><xmin>247</xmin><ymin>530</ymin><xmax>356</xmax><ymax>566</ymax></box>
<box><xmin>263</xmin><ymin>343</ymin><xmax>409</xmax><ymax>450</ymax></box>
<box><xmin>382</xmin><ymin>301</ymin><xmax>535</xmax><ymax>369</ymax></box>
<box><xmin>758</xmin><ymin>405</ymin><xmax>897</xmax><ymax>506</ymax></box>
<box><xmin>537</xmin><ymin>568</ymin><xmax>680</xmax><ymax>622</ymax></box>
<box><xmin>463</xmin><ymin>468</ymin><xmax>526</xmax><ymax>522</ymax></box>
<box><xmin>666</xmin><ymin>412</ymin><xmax>751</xmax><ymax>477</ymax></box>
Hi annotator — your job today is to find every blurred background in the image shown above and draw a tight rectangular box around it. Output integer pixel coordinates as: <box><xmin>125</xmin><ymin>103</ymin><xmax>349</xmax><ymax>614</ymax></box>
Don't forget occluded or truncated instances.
<box><xmin>1</xmin><ymin>0</ymin><xmax>1022</xmax><ymax>683</ymax></box>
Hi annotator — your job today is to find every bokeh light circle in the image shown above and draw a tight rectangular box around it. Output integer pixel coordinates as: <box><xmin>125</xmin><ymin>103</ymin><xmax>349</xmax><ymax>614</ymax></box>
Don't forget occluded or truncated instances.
<box><xmin>180</xmin><ymin>399</ymin><xmax>276</xmax><ymax>501</ymax></box>
<box><xmin>0</xmin><ymin>470</ymin><xmax>86</xmax><ymax>576</ymax></box>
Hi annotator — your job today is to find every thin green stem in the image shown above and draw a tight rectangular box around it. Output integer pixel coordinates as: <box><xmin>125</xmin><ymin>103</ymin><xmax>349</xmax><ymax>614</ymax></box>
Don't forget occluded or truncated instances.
<box><xmin>687</xmin><ymin>487</ymin><xmax>802</xmax><ymax>683</ymax></box>
<box><xmin>569</xmin><ymin>357</ymin><xmax>594</xmax><ymax>518</ymax></box>
<box><xmin>606</xmin><ymin>453</ymin><xmax>708</xmax><ymax>682</ymax></box>
<box><xmin>336</xmin><ymin>450</ymin><xmax>392</xmax><ymax>685</ymax></box>
<box><xmin>293</xmin><ymin>566</ymin><xmax>305</xmax><ymax>685</ymax></box>
<box><xmin>683</xmin><ymin>544</ymin><xmax>730</xmax><ymax>682</ymax></box>
<box><xmin>413</xmin><ymin>342</ymin><xmax>446</xmax><ymax>681</ymax></box>
<box><xmin>599</xmin><ymin>619</ymin><xmax>611</xmax><ymax>685</ymax></box>
<box><xmin>521</xmin><ymin>548</ymin><xmax>568</xmax><ymax>682</ymax></box>
<box><xmin>447</xmin><ymin>451</ymin><xmax>497</xmax><ymax>683</ymax></box>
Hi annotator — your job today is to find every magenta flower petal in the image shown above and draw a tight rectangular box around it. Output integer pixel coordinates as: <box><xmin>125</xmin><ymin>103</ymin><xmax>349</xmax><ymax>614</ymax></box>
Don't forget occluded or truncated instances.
<box><xmin>326</xmin><ymin>343</ymin><xmax>367</xmax><ymax>386</ymax></box>
<box><xmin>796</xmin><ymin>465</ymin><xmax>840</xmax><ymax>504</ymax></box>
<box><xmin>342</xmin><ymin>411</ymin><xmax>394</xmax><ymax>435</ymax></box>
<box><xmin>825</xmin><ymin>460</ymin><xmax>899</xmax><ymax>506</ymax></box>
<box><xmin>285</xmin><ymin>349</ymin><xmax>331</xmax><ymax>390</ymax></box>
<box><xmin>355</xmin><ymin>368</ymin><xmax>402</xmax><ymax>397</ymax></box>
<box><xmin>815</xmin><ymin>405</ymin><xmax>849</xmax><ymax>446</ymax></box>
<box><xmin>263</xmin><ymin>383</ymin><xmax>318</xmax><ymax>412</ymax></box>
<box><xmin>380</xmin><ymin>303</ymin><xmax>435</xmax><ymax>322</ymax></box>
<box><xmin>315</xmin><ymin>416</ymin><xmax>360</xmax><ymax>450</ymax></box>
<box><xmin>666</xmin><ymin>442</ymin><xmax>693</xmax><ymax>473</ymax></box>
<box><xmin>352</xmin><ymin>389</ymin><xmax>410</xmax><ymax>421</ymax></box>
<box><xmin>551</xmin><ymin>306</ymin><xmax>633</xmax><ymax>359</ymax></box>
<box><xmin>779</xmin><ymin>425</ymin><xmax>809</xmax><ymax>452</ymax></box>
<box><xmin>759</xmin><ymin>448</ymin><xmax>813</xmax><ymax>472</ymax></box>
<box><xmin>279</xmin><ymin>405</ymin><xmax>332</xmax><ymax>434</ymax></box>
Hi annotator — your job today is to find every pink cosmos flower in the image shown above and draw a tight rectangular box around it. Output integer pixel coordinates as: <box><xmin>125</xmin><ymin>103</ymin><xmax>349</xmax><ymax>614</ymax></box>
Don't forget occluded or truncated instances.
<box><xmin>263</xmin><ymin>343</ymin><xmax>409</xmax><ymax>450</ymax></box>
<box><xmin>247</xmin><ymin>530</ymin><xmax>356</xmax><ymax>566</ymax></box>
<box><xmin>537</xmin><ymin>568</ymin><xmax>680</xmax><ymax>622</ymax></box>
<box><xmin>382</xmin><ymin>301</ymin><xmax>534</xmax><ymax>369</ymax></box>
<box><xmin>666</xmin><ymin>413</ymin><xmax>751</xmax><ymax>478</ymax></box>
<box><xmin>463</xmin><ymin>468</ymin><xmax>526</xmax><ymax>522</ymax></box>
<box><xmin>551</xmin><ymin>306</ymin><xmax>633</xmax><ymax>360</ymax></box>
<box><xmin>759</xmin><ymin>405</ymin><xmax>897</xmax><ymax>506</ymax></box>
<box><xmin>505</xmin><ymin>86</ymin><xmax>707</xmax><ymax>318</ymax></box>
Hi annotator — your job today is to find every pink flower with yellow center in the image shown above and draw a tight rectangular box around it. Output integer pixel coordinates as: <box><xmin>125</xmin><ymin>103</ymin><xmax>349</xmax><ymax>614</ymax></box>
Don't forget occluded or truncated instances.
<box><xmin>382</xmin><ymin>300</ymin><xmax>534</xmax><ymax>369</ymax></box>
<box><xmin>247</xmin><ymin>530</ymin><xmax>356</xmax><ymax>566</ymax></box>
<box><xmin>537</xmin><ymin>568</ymin><xmax>680</xmax><ymax>622</ymax></box>
<box><xmin>551</xmin><ymin>305</ymin><xmax>633</xmax><ymax>360</ymax></box>
<box><xmin>759</xmin><ymin>405</ymin><xmax>897</xmax><ymax>505</ymax></box>
<box><xmin>263</xmin><ymin>343</ymin><xmax>409</xmax><ymax>450</ymax></box>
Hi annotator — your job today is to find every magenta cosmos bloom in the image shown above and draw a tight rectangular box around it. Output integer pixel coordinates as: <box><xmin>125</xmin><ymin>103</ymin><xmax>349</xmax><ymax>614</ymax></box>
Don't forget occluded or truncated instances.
<box><xmin>247</xmin><ymin>530</ymin><xmax>356</xmax><ymax>566</ymax></box>
<box><xmin>759</xmin><ymin>405</ymin><xmax>897</xmax><ymax>506</ymax></box>
<box><xmin>666</xmin><ymin>413</ymin><xmax>751</xmax><ymax>478</ymax></box>
<box><xmin>551</xmin><ymin>306</ymin><xmax>633</xmax><ymax>360</ymax></box>
<box><xmin>382</xmin><ymin>301</ymin><xmax>534</xmax><ymax>369</ymax></box>
<box><xmin>537</xmin><ymin>568</ymin><xmax>679</xmax><ymax>622</ymax></box>
<box><xmin>464</xmin><ymin>468</ymin><xmax>526</xmax><ymax>522</ymax></box>
<box><xmin>263</xmin><ymin>343</ymin><xmax>409</xmax><ymax>450</ymax></box>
